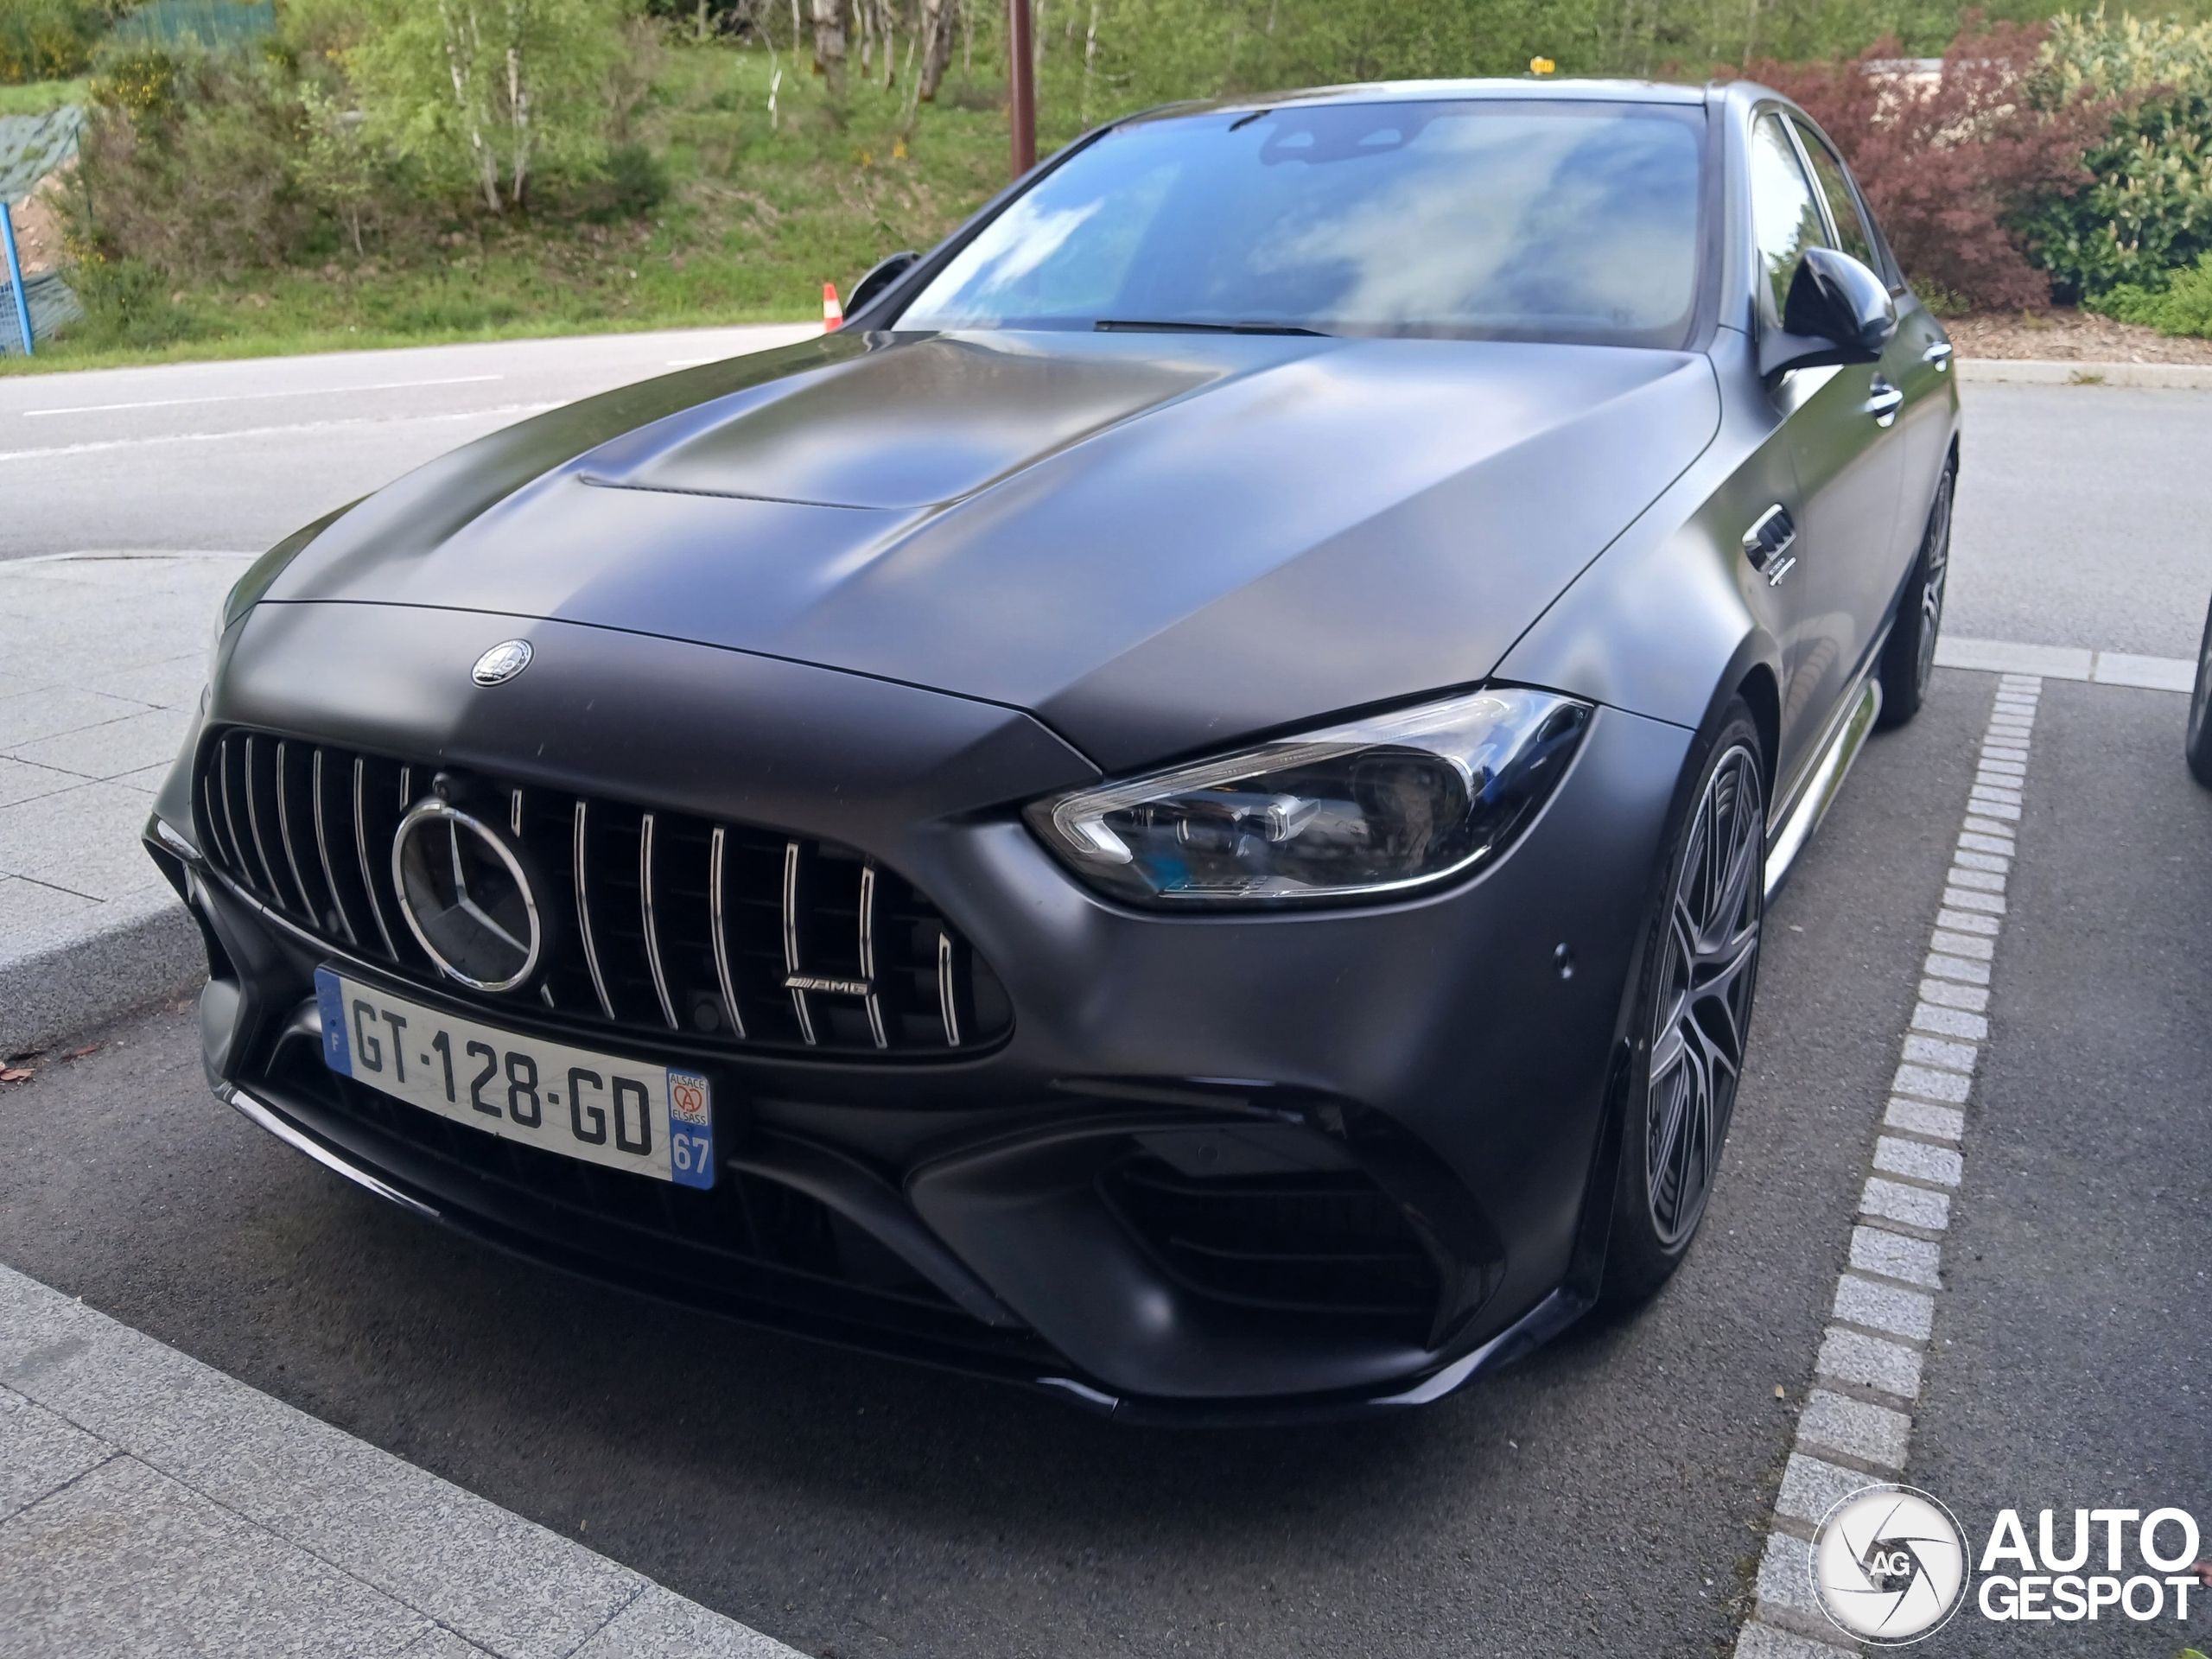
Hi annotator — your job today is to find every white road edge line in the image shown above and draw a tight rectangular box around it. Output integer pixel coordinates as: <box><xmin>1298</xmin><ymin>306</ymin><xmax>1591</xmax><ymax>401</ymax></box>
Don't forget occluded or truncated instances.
<box><xmin>1732</xmin><ymin>671</ymin><xmax>2043</xmax><ymax>1656</ymax></box>
<box><xmin>0</xmin><ymin>1260</ymin><xmax>804</xmax><ymax>1657</ymax></box>
<box><xmin>0</xmin><ymin>404</ymin><xmax>563</xmax><ymax>464</ymax></box>
<box><xmin>20</xmin><ymin>374</ymin><xmax>506</xmax><ymax>417</ymax></box>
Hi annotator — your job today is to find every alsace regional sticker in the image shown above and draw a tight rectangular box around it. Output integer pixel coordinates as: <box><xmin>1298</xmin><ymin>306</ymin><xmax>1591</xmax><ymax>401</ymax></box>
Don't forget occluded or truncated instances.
<box><xmin>666</xmin><ymin>1068</ymin><xmax>715</xmax><ymax>1190</ymax></box>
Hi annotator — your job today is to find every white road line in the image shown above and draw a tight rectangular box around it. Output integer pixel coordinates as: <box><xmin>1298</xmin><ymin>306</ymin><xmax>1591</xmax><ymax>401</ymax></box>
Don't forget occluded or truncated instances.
<box><xmin>0</xmin><ymin>403</ymin><xmax>561</xmax><ymax>464</ymax></box>
<box><xmin>1733</xmin><ymin>670</ymin><xmax>2042</xmax><ymax>1656</ymax></box>
<box><xmin>20</xmin><ymin>374</ymin><xmax>505</xmax><ymax>417</ymax></box>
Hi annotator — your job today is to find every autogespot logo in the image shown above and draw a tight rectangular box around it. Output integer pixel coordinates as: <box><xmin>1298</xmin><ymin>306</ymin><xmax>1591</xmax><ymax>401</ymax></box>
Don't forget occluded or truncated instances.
<box><xmin>1811</xmin><ymin>1485</ymin><xmax>1970</xmax><ymax>1645</ymax></box>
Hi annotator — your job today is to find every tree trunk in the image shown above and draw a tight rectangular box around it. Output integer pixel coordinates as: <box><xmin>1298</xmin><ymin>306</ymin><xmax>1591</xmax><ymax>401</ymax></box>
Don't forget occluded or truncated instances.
<box><xmin>811</xmin><ymin>0</ymin><xmax>847</xmax><ymax>95</ymax></box>
<box><xmin>918</xmin><ymin>0</ymin><xmax>951</xmax><ymax>101</ymax></box>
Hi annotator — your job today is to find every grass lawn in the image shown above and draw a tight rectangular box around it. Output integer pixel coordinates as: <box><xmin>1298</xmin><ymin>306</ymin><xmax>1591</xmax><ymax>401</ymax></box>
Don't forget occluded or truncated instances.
<box><xmin>4</xmin><ymin>41</ymin><xmax>1023</xmax><ymax>374</ymax></box>
<box><xmin>0</xmin><ymin>78</ymin><xmax>88</xmax><ymax>115</ymax></box>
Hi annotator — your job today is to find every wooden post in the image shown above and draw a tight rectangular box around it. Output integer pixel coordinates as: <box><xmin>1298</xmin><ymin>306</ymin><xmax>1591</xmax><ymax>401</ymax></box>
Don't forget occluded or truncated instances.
<box><xmin>1007</xmin><ymin>0</ymin><xmax>1035</xmax><ymax>178</ymax></box>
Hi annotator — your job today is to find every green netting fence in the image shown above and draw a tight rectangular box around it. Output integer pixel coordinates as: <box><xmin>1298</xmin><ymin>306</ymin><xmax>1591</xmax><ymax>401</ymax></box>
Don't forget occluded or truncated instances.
<box><xmin>105</xmin><ymin>0</ymin><xmax>276</xmax><ymax>54</ymax></box>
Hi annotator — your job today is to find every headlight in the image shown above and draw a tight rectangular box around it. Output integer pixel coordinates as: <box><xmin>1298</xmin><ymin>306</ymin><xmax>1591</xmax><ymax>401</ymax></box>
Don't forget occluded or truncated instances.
<box><xmin>1026</xmin><ymin>687</ymin><xmax>1593</xmax><ymax>906</ymax></box>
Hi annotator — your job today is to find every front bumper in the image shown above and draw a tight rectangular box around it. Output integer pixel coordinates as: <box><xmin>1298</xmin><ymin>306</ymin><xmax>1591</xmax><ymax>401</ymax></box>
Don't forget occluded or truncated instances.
<box><xmin>150</xmin><ymin>601</ymin><xmax>1693</xmax><ymax>1418</ymax></box>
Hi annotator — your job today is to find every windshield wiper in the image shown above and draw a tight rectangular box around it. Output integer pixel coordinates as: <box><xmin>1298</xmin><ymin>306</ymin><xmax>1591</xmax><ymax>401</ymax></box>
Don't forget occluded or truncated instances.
<box><xmin>1095</xmin><ymin>319</ymin><xmax>1331</xmax><ymax>337</ymax></box>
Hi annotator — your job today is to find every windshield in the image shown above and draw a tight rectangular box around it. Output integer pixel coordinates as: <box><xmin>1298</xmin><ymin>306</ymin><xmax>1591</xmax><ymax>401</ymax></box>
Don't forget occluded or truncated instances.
<box><xmin>895</xmin><ymin>99</ymin><xmax>1707</xmax><ymax>348</ymax></box>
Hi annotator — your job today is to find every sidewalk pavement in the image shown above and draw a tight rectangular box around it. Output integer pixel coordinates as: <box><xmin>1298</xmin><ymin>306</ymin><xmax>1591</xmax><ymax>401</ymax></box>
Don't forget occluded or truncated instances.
<box><xmin>1</xmin><ymin>550</ymin><xmax>248</xmax><ymax>1058</ymax></box>
<box><xmin>0</xmin><ymin>1262</ymin><xmax>801</xmax><ymax>1658</ymax></box>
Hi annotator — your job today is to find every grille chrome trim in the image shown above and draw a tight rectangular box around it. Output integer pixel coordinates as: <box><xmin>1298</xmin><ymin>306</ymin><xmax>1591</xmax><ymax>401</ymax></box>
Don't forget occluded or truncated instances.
<box><xmin>708</xmin><ymin>826</ymin><xmax>748</xmax><ymax>1041</ymax></box>
<box><xmin>859</xmin><ymin>862</ymin><xmax>888</xmax><ymax>1050</ymax></box>
<box><xmin>783</xmin><ymin>840</ymin><xmax>817</xmax><ymax>1046</ymax></box>
<box><xmin>573</xmin><ymin>800</ymin><xmax>617</xmax><ymax>1020</ymax></box>
<box><xmin>242</xmin><ymin>736</ymin><xmax>289</xmax><ymax>909</ymax></box>
<box><xmin>197</xmin><ymin>727</ymin><xmax>1005</xmax><ymax>1059</ymax></box>
<box><xmin>272</xmin><ymin>741</ymin><xmax>315</xmax><ymax>921</ymax></box>
<box><xmin>309</xmin><ymin>749</ymin><xmax>359</xmax><ymax>946</ymax></box>
<box><xmin>353</xmin><ymin>756</ymin><xmax>400</xmax><ymax>959</ymax></box>
<box><xmin>938</xmin><ymin>928</ymin><xmax>961</xmax><ymax>1048</ymax></box>
<box><xmin>639</xmin><ymin>810</ymin><xmax>679</xmax><ymax>1030</ymax></box>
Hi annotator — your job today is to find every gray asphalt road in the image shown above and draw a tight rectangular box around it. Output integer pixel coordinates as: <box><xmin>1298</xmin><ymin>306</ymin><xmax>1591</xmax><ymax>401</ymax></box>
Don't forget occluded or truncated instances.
<box><xmin>0</xmin><ymin>670</ymin><xmax>2012</xmax><ymax>1658</ymax></box>
<box><xmin>0</xmin><ymin>325</ymin><xmax>813</xmax><ymax>563</ymax></box>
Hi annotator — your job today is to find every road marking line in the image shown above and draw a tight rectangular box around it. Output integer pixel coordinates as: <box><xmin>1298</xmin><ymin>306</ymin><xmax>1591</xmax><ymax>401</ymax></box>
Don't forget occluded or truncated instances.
<box><xmin>1737</xmin><ymin>674</ymin><xmax>2040</xmax><ymax>1654</ymax></box>
<box><xmin>0</xmin><ymin>404</ymin><xmax>562</xmax><ymax>463</ymax></box>
<box><xmin>18</xmin><ymin>375</ymin><xmax>505</xmax><ymax>417</ymax></box>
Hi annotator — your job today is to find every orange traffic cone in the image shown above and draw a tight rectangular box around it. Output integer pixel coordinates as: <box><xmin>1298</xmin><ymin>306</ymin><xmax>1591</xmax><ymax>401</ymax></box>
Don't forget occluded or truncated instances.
<box><xmin>822</xmin><ymin>282</ymin><xmax>843</xmax><ymax>333</ymax></box>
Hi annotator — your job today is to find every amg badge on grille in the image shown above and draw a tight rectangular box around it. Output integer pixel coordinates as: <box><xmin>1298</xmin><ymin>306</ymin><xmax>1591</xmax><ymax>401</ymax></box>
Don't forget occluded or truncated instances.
<box><xmin>471</xmin><ymin>639</ymin><xmax>533</xmax><ymax>686</ymax></box>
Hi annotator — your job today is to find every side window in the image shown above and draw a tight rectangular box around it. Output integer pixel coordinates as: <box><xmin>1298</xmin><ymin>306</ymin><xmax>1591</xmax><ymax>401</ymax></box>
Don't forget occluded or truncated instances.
<box><xmin>1793</xmin><ymin>119</ymin><xmax>1877</xmax><ymax>272</ymax></box>
<box><xmin>1748</xmin><ymin>112</ymin><xmax>1828</xmax><ymax>327</ymax></box>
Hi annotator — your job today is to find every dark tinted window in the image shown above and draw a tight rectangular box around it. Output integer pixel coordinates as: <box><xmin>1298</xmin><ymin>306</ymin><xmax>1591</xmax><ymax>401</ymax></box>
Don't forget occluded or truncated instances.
<box><xmin>1792</xmin><ymin>119</ymin><xmax>1877</xmax><ymax>270</ymax></box>
<box><xmin>897</xmin><ymin>101</ymin><xmax>1708</xmax><ymax>348</ymax></box>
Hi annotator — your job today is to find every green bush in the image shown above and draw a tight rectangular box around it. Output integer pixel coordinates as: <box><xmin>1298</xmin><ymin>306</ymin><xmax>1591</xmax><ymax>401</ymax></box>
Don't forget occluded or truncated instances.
<box><xmin>72</xmin><ymin>46</ymin><xmax>318</xmax><ymax>273</ymax></box>
<box><xmin>67</xmin><ymin>250</ymin><xmax>207</xmax><ymax>345</ymax></box>
<box><xmin>2088</xmin><ymin>247</ymin><xmax>2212</xmax><ymax>330</ymax></box>
<box><xmin>0</xmin><ymin>0</ymin><xmax>105</xmax><ymax>82</ymax></box>
<box><xmin>2024</xmin><ymin>10</ymin><xmax>2212</xmax><ymax>302</ymax></box>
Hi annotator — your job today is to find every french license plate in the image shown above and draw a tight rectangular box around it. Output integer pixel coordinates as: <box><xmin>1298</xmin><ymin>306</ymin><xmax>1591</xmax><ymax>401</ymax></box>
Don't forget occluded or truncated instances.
<box><xmin>314</xmin><ymin>968</ymin><xmax>715</xmax><ymax>1188</ymax></box>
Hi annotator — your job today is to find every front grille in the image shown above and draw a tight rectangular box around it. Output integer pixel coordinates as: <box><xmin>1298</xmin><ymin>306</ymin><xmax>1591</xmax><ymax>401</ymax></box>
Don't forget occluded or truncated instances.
<box><xmin>1101</xmin><ymin>1157</ymin><xmax>1443</xmax><ymax>1341</ymax></box>
<box><xmin>195</xmin><ymin>727</ymin><xmax>1011</xmax><ymax>1057</ymax></box>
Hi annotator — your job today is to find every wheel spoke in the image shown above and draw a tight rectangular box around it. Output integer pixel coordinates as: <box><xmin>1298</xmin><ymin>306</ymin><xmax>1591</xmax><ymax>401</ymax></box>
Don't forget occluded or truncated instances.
<box><xmin>1644</xmin><ymin>740</ymin><xmax>1765</xmax><ymax>1247</ymax></box>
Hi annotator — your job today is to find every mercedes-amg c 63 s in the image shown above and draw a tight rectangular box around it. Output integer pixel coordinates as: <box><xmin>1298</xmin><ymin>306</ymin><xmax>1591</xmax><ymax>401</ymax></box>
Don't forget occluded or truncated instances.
<box><xmin>148</xmin><ymin>78</ymin><xmax>1958</xmax><ymax>1420</ymax></box>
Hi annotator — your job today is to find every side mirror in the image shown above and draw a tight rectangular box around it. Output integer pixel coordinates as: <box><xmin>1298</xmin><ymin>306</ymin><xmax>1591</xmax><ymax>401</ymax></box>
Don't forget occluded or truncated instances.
<box><xmin>1760</xmin><ymin>246</ymin><xmax>1897</xmax><ymax>382</ymax></box>
<box><xmin>846</xmin><ymin>249</ymin><xmax>921</xmax><ymax>318</ymax></box>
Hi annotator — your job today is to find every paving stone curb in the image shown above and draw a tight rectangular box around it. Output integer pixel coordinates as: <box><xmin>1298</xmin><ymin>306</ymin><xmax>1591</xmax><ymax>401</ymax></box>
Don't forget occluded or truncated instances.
<box><xmin>0</xmin><ymin>882</ymin><xmax>204</xmax><ymax>1058</ymax></box>
<box><xmin>1731</xmin><ymin>671</ymin><xmax>2047</xmax><ymax>1655</ymax></box>
<box><xmin>1956</xmin><ymin>357</ymin><xmax>2212</xmax><ymax>391</ymax></box>
<box><xmin>0</xmin><ymin>1261</ymin><xmax>802</xmax><ymax>1659</ymax></box>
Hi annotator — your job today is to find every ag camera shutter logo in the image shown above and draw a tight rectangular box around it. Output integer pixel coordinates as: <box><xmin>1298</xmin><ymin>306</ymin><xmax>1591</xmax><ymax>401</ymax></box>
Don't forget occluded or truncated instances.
<box><xmin>1811</xmin><ymin>1484</ymin><xmax>1971</xmax><ymax>1645</ymax></box>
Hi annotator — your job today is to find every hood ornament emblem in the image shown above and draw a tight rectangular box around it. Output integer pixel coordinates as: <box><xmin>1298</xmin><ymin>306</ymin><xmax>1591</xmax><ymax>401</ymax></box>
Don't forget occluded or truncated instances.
<box><xmin>472</xmin><ymin>639</ymin><xmax>533</xmax><ymax>686</ymax></box>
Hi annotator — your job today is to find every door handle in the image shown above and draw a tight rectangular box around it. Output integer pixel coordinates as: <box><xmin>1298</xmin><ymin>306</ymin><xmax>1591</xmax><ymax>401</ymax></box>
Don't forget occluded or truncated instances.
<box><xmin>1742</xmin><ymin>504</ymin><xmax>1798</xmax><ymax>586</ymax></box>
<box><xmin>1923</xmin><ymin>340</ymin><xmax>1954</xmax><ymax>372</ymax></box>
<box><xmin>1867</xmin><ymin>376</ymin><xmax>1904</xmax><ymax>427</ymax></box>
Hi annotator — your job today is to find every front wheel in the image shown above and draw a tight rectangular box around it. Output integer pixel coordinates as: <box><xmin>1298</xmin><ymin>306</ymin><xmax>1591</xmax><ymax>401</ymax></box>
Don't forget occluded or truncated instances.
<box><xmin>2187</xmin><ymin>596</ymin><xmax>2212</xmax><ymax>788</ymax></box>
<box><xmin>1875</xmin><ymin>464</ymin><xmax>1955</xmax><ymax>730</ymax></box>
<box><xmin>1604</xmin><ymin>702</ymin><xmax>1767</xmax><ymax>1305</ymax></box>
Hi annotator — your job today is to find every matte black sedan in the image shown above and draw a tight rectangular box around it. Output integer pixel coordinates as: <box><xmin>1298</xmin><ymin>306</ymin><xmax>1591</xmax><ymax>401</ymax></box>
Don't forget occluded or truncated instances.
<box><xmin>148</xmin><ymin>77</ymin><xmax>1959</xmax><ymax>1419</ymax></box>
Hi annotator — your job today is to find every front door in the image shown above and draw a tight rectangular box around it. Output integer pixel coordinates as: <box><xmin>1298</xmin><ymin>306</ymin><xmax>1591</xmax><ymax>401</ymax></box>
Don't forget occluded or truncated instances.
<box><xmin>1747</xmin><ymin>109</ymin><xmax>1904</xmax><ymax>790</ymax></box>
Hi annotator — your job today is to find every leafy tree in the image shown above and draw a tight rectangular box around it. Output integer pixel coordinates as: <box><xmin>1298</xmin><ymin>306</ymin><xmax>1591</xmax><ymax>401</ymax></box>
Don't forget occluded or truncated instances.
<box><xmin>1739</xmin><ymin>19</ymin><xmax>2110</xmax><ymax>307</ymax></box>
<box><xmin>349</xmin><ymin>0</ymin><xmax>626</xmax><ymax>211</ymax></box>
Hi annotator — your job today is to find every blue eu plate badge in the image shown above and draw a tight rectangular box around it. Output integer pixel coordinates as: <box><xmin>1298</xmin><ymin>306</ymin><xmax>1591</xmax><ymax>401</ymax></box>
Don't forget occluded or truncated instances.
<box><xmin>665</xmin><ymin>1069</ymin><xmax>715</xmax><ymax>1189</ymax></box>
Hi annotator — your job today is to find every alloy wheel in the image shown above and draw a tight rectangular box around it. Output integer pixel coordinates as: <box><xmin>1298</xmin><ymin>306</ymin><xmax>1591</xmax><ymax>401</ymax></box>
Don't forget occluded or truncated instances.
<box><xmin>1645</xmin><ymin>742</ymin><xmax>1764</xmax><ymax>1246</ymax></box>
<box><xmin>1913</xmin><ymin>472</ymin><xmax>1955</xmax><ymax>700</ymax></box>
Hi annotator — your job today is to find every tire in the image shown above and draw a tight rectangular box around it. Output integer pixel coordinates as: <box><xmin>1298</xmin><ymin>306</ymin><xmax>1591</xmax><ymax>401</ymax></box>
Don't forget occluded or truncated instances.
<box><xmin>1875</xmin><ymin>464</ymin><xmax>1955</xmax><ymax>730</ymax></box>
<box><xmin>1603</xmin><ymin>701</ymin><xmax>1768</xmax><ymax>1306</ymax></box>
<box><xmin>2187</xmin><ymin>597</ymin><xmax>2212</xmax><ymax>789</ymax></box>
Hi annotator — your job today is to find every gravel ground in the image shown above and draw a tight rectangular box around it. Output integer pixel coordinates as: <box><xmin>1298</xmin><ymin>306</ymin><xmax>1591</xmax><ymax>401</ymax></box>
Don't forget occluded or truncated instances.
<box><xmin>1947</xmin><ymin>306</ymin><xmax>2212</xmax><ymax>364</ymax></box>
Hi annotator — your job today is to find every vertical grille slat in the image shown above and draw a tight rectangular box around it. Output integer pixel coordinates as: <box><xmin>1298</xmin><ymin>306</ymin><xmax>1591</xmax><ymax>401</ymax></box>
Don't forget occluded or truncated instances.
<box><xmin>574</xmin><ymin>800</ymin><xmax>619</xmax><ymax>1020</ymax></box>
<box><xmin>197</xmin><ymin>727</ymin><xmax>1007</xmax><ymax>1058</ymax></box>
<box><xmin>308</xmin><ymin>749</ymin><xmax>360</xmax><ymax>947</ymax></box>
<box><xmin>782</xmin><ymin>840</ymin><xmax>817</xmax><ymax>1046</ymax></box>
<box><xmin>352</xmin><ymin>756</ymin><xmax>401</xmax><ymax>960</ymax></box>
<box><xmin>639</xmin><ymin>812</ymin><xmax>679</xmax><ymax>1031</ymax></box>
<box><xmin>708</xmin><ymin>827</ymin><xmax>749</xmax><ymax>1041</ymax></box>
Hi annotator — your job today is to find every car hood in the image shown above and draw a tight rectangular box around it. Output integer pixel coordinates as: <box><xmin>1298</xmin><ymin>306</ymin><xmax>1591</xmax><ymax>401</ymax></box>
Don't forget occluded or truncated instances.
<box><xmin>266</xmin><ymin>330</ymin><xmax>1719</xmax><ymax>771</ymax></box>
